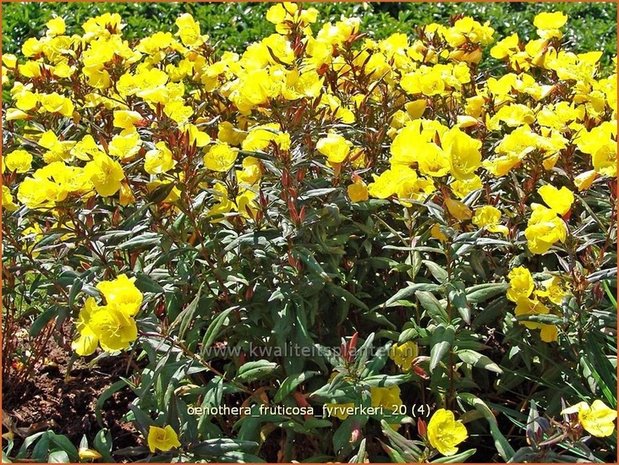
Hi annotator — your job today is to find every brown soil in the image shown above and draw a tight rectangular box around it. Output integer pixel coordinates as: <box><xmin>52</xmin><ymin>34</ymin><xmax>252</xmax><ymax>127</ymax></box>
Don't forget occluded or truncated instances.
<box><xmin>3</xmin><ymin>340</ymin><xmax>141</xmax><ymax>460</ymax></box>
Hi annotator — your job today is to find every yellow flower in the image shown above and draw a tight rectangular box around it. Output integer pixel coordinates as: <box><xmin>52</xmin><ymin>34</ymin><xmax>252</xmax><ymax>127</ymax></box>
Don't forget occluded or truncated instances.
<box><xmin>562</xmin><ymin>400</ymin><xmax>617</xmax><ymax>438</ymax></box>
<box><xmin>147</xmin><ymin>425</ymin><xmax>181</xmax><ymax>453</ymax></box>
<box><xmin>242</xmin><ymin>124</ymin><xmax>286</xmax><ymax>152</ymax></box>
<box><xmin>347</xmin><ymin>179</ymin><xmax>369</xmax><ymax>203</ymax></box>
<box><xmin>78</xmin><ymin>448</ymin><xmax>103</xmax><ymax>461</ymax></box>
<box><xmin>533</xmin><ymin>11</ymin><xmax>567</xmax><ymax>31</ymax></box>
<box><xmin>2</xmin><ymin>54</ymin><xmax>17</xmax><ymax>69</ymax></box>
<box><xmin>370</xmin><ymin>385</ymin><xmax>402</xmax><ymax>411</ymax></box>
<box><xmin>218</xmin><ymin>122</ymin><xmax>247</xmax><ymax>146</ymax></box>
<box><xmin>324</xmin><ymin>402</ymin><xmax>355</xmax><ymax>421</ymax></box>
<box><xmin>17</xmin><ymin>176</ymin><xmax>64</xmax><ymax>209</ymax></box>
<box><xmin>2</xmin><ymin>186</ymin><xmax>19</xmax><ymax>212</ymax></box>
<box><xmin>109</xmin><ymin>131</ymin><xmax>142</xmax><ymax>160</ymax></box>
<box><xmin>574</xmin><ymin>170</ymin><xmax>598</xmax><ymax>191</ymax></box>
<box><xmin>472</xmin><ymin>205</ymin><xmax>508</xmax><ymax>235</ymax></box>
<box><xmin>5</xmin><ymin>149</ymin><xmax>33</xmax><ymax>173</ymax></box>
<box><xmin>430</xmin><ymin>223</ymin><xmax>448</xmax><ymax>242</ymax></box>
<box><xmin>39</xmin><ymin>92</ymin><xmax>74</xmax><ymax>117</ymax></box>
<box><xmin>15</xmin><ymin>91</ymin><xmax>38</xmax><ymax>112</ymax></box>
<box><xmin>204</xmin><ymin>143</ymin><xmax>238</xmax><ymax>172</ymax></box>
<box><xmin>445</xmin><ymin>198</ymin><xmax>472</xmax><ymax>221</ymax></box>
<box><xmin>46</xmin><ymin>16</ymin><xmax>66</xmax><ymax>37</ymax></box>
<box><xmin>538</xmin><ymin>185</ymin><xmax>574</xmax><ymax>216</ymax></box>
<box><xmin>89</xmin><ymin>305</ymin><xmax>138</xmax><ymax>352</ymax></box>
<box><xmin>316</xmin><ymin>132</ymin><xmax>352</xmax><ymax>165</ymax></box>
<box><xmin>487</xmin><ymin>104</ymin><xmax>535</xmax><ymax>131</ymax></box>
<box><xmin>417</xmin><ymin>144</ymin><xmax>450</xmax><ymax>178</ymax></box>
<box><xmin>236</xmin><ymin>189</ymin><xmax>259</xmax><ymax>220</ymax></box>
<box><xmin>266</xmin><ymin>2</ymin><xmax>298</xmax><ymax>25</ymax></box>
<box><xmin>85</xmin><ymin>152</ymin><xmax>125</xmax><ymax>197</ymax></box>
<box><xmin>96</xmin><ymin>274</ymin><xmax>143</xmax><ymax>316</ymax></box>
<box><xmin>506</xmin><ymin>266</ymin><xmax>534</xmax><ymax>303</ymax></box>
<box><xmin>490</xmin><ymin>33</ymin><xmax>519</xmax><ymax>60</ymax></box>
<box><xmin>236</xmin><ymin>157</ymin><xmax>263</xmax><ymax>186</ymax></box>
<box><xmin>185</xmin><ymin>124</ymin><xmax>211</xmax><ymax>148</ymax></box>
<box><xmin>145</xmin><ymin>142</ymin><xmax>176</xmax><ymax>175</ymax></box>
<box><xmin>164</xmin><ymin>99</ymin><xmax>194</xmax><ymax>125</ymax></box>
<box><xmin>427</xmin><ymin>409</ymin><xmax>468</xmax><ymax>456</ymax></box>
<box><xmin>514</xmin><ymin>297</ymin><xmax>557</xmax><ymax>342</ymax></box>
<box><xmin>450</xmin><ymin>175</ymin><xmax>482</xmax><ymax>199</ymax></box>
<box><xmin>113</xmin><ymin>110</ymin><xmax>143</xmax><ymax>131</ymax></box>
<box><xmin>389</xmin><ymin>341</ymin><xmax>418</xmax><ymax>371</ymax></box>
<box><xmin>442</xmin><ymin>127</ymin><xmax>482</xmax><ymax>181</ymax></box>
<box><xmin>535</xmin><ymin>276</ymin><xmax>569</xmax><ymax>305</ymax></box>
<box><xmin>72</xmin><ymin>297</ymin><xmax>104</xmax><ymax>356</ymax></box>
<box><xmin>208</xmin><ymin>183</ymin><xmax>236</xmax><ymax>222</ymax></box>
<box><xmin>524</xmin><ymin>204</ymin><xmax>567</xmax><ymax>255</ymax></box>
<box><xmin>175</xmin><ymin>13</ymin><xmax>204</xmax><ymax>48</ymax></box>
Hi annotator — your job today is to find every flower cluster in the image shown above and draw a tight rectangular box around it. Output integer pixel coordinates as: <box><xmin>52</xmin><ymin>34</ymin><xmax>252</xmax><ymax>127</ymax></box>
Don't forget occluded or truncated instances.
<box><xmin>2</xmin><ymin>3</ymin><xmax>615</xmax><ymax>462</ymax></box>
<box><xmin>71</xmin><ymin>275</ymin><xmax>142</xmax><ymax>356</ymax></box>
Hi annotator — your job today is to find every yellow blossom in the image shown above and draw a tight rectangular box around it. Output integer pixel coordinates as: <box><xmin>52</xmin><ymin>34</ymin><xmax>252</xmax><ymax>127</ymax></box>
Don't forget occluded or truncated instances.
<box><xmin>347</xmin><ymin>178</ymin><xmax>369</xmax><ymax>203</ymax></box>
<box><xmin>96</xmin><ymin>274</ymin><xmax>143</xmax><ymax>316</ymax></box>
<box><xmin>507</xmin><ymin>267</ymin><xmax>535</xmax><ymax>303</ymax></box>
<box><xmin>85</xmin><ymin>152</ymin><xmax>125</xmax><ymax>197</ymax></box>
<box><xmin>145</xmin><ymin>142</ymin><xmax>176</xmax><ymax>175</ymax></box>
<box><xmin>5</xmin><ymin>149</ymin><xmax>33</xmax><ymax>173</ymax></box>
<box><xmin>389</xmin><ymin>341</ymin><xmax>418</xmax><ymax>371</ymax></box>
<box><xmin>316</xmin><ymin>132</ymin><xmax>352</xmax><ymax>165</ymax></box>
<box><xmin>427</xmin><ymin>409</ymin><xmax>468</xmax><ymax>456</ymax></box>
<box><xmin>147</xmin><ymin>425</ymin><xmax>181</xmax><ymax>453</ymax></box>
<box><xmin>204</xmin><ymin>143</ymin><xmax>238</xmax><ymax>172</ymax></box>
<box><xmin>562</xmin><ymin>400</ymin><xmax>617</xmax><ymax>438</ymax></box>
<box><xmin>538</xmin><ymin>185</ymin><xmax>574</xmax><ymax>216</ymax></box>
<box><xmin>524</xmin><ymin>204</ymin><xmax>567</xmax><ymax>255</ymax></box>
<box><xmin>472</xmin><ymin>205</ymin><xmax>509</xmax><ymax>235</ymax></box>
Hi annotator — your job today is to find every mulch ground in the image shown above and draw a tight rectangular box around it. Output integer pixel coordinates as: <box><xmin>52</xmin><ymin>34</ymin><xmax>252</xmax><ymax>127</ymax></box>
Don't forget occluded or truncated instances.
<box><xmin>3</xmin><ymin>339</ymin><xmax>141</xmax><ymax>459</ymax></box>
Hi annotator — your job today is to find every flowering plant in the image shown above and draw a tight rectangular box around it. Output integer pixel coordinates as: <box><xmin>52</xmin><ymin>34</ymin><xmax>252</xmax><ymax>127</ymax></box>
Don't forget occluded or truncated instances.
<box><xmin>2</xmin><ymin>3</ymin><xmax>616</xmax><ymax>462</ymax></box>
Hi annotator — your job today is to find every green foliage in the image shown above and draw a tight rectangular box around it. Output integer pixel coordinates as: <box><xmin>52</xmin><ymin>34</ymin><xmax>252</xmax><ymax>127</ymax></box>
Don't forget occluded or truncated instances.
<box><xmin>3</xmin><ymin>2</ymin><xmax>616</xmax><ymax>69</ymax></box>
<box><xmin>2</xmin><ymin>2</ymin><xmax>617</xmax><ymax>463</ymax></box>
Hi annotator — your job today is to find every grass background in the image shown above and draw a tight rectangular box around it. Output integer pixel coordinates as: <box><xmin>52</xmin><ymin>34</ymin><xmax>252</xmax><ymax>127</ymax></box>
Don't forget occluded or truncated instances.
<box><xmin>2</xmin><ymin>2</ymin><xmax>617</xmax><ymax>71</ymax></box>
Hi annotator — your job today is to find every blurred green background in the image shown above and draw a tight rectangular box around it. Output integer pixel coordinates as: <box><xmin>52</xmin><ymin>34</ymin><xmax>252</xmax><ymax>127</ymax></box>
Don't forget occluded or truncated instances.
<box><xmin>2</xmin><ymin>2</ymin><xmax>617</xmax><ymax>70</ymax></box>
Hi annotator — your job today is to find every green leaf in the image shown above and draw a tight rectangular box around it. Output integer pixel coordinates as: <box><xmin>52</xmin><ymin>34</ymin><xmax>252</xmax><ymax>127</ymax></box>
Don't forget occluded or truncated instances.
<box><xmin>431</xmin><ymin>448</ymin><xmax>476</xmax><ymax>462</ymax></box>
<box><xmin>515</xmin><ymin>314</ymin><xmax>562</xmax><ymax>325</ymax></box>
<box><xmin>456</xmin><ymin>349</ymin><xmax>503</xmax><ymax>374</ymax></box>
<box><xmin>235</xmin><ymin>360</ymin><xmax>278</xmax><ymax>383</ymax></box>
<box><xmin>375</xmin><ymin>283</ymin><xmax>440</xmax><ymax>310</ymax></box>
<box><xmin>48</xmin><ymin>433</ymin><xmax>78</xmax><ymax>462</ymax></box>
<box><xmin>147</xmin><ymin>181</ymin><xmax>176</xmax><ymax>204</ymax></box>
<box><xmin>416</xmin><ymin>291</ymin><xmax>449</xmax><ymax>324</ymax></box>
<box><xmin>448</xmin><ymin>281</ymin><xmax>471</xmax><ymax>324</ymax></box>
<box><xmin>93</xmin><ymin>429</ymin><xmax>114</xmax><ymax>463</ymax></box>
<box><xmin>189</xmin><ymin>438</ymin><xmax>259</xmax><ymax>457</ymax></box>
<box><xmin>47</xmin><ymin>450</ymin><xmax>70</xmax><ymax>463</ymax></box>
<box><xmin>134</xmin><ymin>272</ymin><xmax>165</xmax><ymax>294</ymax></box>
<box><xmin>422</xmin><ymin>260</ymin><xmax>449</xmax><ymax>283</ymax></box>
<box><xmin>29</xmin><ymin>307</ymin><xmax>57</xmax><ymax>337</ymax></box>
<box><xmin>430</xmin><ymin>341</ymin><xmax>451</xmax><ymax>372</ymax></box>
<box><xmin>200</xmin><ymin>307</ymin><xmax>236</xmax><ymax>356</ymax></box>
<box><xmin>379</xmin><ymin>420</ymin><xmax>422</xmax><ymax>461</ymax></box>
<box><xmin>168</xmin><ymin>286</ymin><xmax>202</xmax><ymax>340</ymax></box>
<box><xmin>429</xmin><ymin>325</ymin><xmax>454</xmax><ymax>371</ymax></box>
<box><xmin>466</xmin><ymin>283</ymin><xmax>509</xmax><ymax>304</ymax></box>
<box><xmin>95</xmin><ymin>380</ymin><xmax>127</xmax><ymax>427</ymax></box>
<box><xmin>326</xmin><ymin>283</ymin><xmax>369</xmax><ymax>311</ymax></box>
<box><xmin>292</xmin><ymin>247</ymin><xmax>332</xmax><ymax>281</ymax></box>
<box><xmin>274</xmin><ymin>371</ymin><xmax>319</xmax><ymax>403</ymax></box>
<box><xmin>458</xmin><ymin>393</ymin><xmax>515</xmax><ymax>461</ymax></box>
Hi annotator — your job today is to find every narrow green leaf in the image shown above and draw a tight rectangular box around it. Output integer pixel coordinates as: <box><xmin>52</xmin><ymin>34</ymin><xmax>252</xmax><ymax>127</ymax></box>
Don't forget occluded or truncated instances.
<box><xmin>457</xmin><ymin>349</ymin><xmax>503</xmax><ymax>374</ymax></box>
